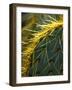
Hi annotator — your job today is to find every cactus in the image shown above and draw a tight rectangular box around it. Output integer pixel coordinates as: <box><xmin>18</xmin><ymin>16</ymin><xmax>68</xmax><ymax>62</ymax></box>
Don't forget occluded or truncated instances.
<box><xmin>21</xmin><ymin>13</ymin><xmax>63</xmax><ymax>76</ymax></box>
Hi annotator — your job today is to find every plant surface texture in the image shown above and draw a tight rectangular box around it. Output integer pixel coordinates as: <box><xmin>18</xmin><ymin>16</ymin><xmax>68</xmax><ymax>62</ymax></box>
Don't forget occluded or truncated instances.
<box><xmin>21</xmin><ymin>13</ymin><xmax>63</xmax><ymax>77</ymax></box>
